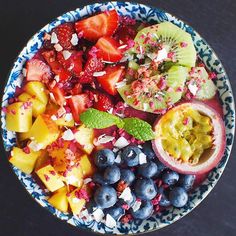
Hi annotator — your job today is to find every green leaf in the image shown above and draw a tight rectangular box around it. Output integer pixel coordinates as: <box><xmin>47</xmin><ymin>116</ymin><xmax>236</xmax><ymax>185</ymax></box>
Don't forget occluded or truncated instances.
<box><xmin>123</xmin><ymin>117</ymin><xmax>155</xmax><ymax>141</ymax></box>
<box><xmin>80</xmin><ymin>108</ymin><xmax>124</xmax><ymax>129</ymax></box>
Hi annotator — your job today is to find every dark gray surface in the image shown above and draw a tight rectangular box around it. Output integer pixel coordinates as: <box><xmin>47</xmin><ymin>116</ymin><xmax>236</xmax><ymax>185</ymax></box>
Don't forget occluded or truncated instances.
<box><xmin>0</xmin><ymin>0</ymin><xmax>235</xmax><ymax>235</ymax></box>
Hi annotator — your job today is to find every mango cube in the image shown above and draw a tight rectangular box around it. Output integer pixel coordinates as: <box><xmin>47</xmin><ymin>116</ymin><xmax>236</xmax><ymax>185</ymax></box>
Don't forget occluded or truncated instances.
<box><xmin>74</xmin><ymin>125</ymin><xmax>94</xmax><ymax>154</ymax></box>
<box><xmin>34</xmin><ymin>150</ymin><xmax>49</xmax><ymax>170</ymax></box>
<box><xmin>6</xmin><ymin>102</ymin><xmax>32</xmax><ymax>132</ymax></box>
<box><xmin>48</xmin><ymin>186</ymin><xmax>68</xmax><ymax>212</ymax></box>
<box><xmin>18</xmin><ymin>92</ymin><xmax>46</xmax><ymax>117</ymax></box>
<box><xmin>79</xmin><ymin>154</ymin><xmax>95</xmax><ymax>177</ymax></box>
<box><xmin>67</xmin><ymin>188</ymin><xmax>86</xmax><ymax>215</ymax></box>
<box><xmin>29</xmin><ymin>114</ymin><xmax>59</xmax><ymax>148</ymax></box>
<box><xmin>9</xmin><ymin>147</ymin><xmax>41</xmax><ymax>174</ymax></box>
<box><xmin>55</xmin><ymin>115</ymin><xmax>75</xmax><ymax>127</ymax></box>
<box><xmin>24</xmin><ymin>81</ymin><xmax>48</xmax><ymax>104</ymax></box>
<box><xmin>36</xmin><ymin>163</ymin><xmax>64</xmax><ymax>192</ymax></box>
<box><xmin>61</xmin><ymin>166</ymin><xmax>84</xmax><ymax>188</ymax></box>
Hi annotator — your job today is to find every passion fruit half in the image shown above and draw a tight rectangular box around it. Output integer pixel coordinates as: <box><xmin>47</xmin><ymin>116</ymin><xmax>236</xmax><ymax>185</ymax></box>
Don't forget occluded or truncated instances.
<box><xmin>152</xmin><ymin>101</ymin><xmax>226</xmax><ymax>174</ymax></box>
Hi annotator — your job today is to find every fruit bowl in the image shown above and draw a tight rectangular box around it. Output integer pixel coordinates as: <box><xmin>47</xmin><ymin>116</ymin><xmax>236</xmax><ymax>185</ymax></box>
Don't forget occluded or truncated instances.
<box><xmin>1</xmin><ymin>1</ymin><xmax>235</xmax><ymax>235</ymax></box>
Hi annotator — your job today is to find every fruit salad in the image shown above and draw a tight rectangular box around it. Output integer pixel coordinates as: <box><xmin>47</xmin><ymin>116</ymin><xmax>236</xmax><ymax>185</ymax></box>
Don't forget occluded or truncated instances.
<box><xmin>4</xmin><ymin>10</ymin><xmax>226</xmax><ymax>227</ymax></box>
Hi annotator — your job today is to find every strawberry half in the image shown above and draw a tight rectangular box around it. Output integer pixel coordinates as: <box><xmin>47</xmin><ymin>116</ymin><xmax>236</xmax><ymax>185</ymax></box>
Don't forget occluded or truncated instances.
<box><xmin>95</xmin><ymin>36</ymin><xmax>123</xmax><ymax>62</ymax></box>
<box><xmin>97</xmin><ymin>65</ymin><xmax>125</xmax><ymax>95</ymax></box>
<box><xmin>93</xmin><ymin>92</ymin><xmax>114</xmax><ymax>112</ymax></box>
<box><xmin>26</xmin><ymin>59</ymin><xmax>51</xmax><ymax>83</ymax></box>
<box><xmin>75</xmin><ymin>10</ymin><xmax>119</xmax><ymax>41</ymax></box>
<box><xmin>57</xmin><ymin>50</ymin><xmax>83</xmax><ymax>77</ymax></box>
<box><xmin>42</xmin><ymin>50</ymin><xmax>71</xmax><ymax>81</ymax></box>
<box><xmin>52</xmin><ymin>22</ymin><xmax>75</xmax><ymax>50</ymax></box>
<box><xmin>49</xmin><ymin>85</ymin><xmax>66</xmax><ymax>106</ymax></box>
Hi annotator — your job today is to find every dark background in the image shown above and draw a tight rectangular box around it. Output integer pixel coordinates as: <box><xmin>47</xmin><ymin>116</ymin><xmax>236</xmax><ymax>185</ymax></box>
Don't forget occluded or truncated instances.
<box><xmin>0</xmin><ymin>0</ymin><xmax>235</xmax><ymax>235</ymax></box>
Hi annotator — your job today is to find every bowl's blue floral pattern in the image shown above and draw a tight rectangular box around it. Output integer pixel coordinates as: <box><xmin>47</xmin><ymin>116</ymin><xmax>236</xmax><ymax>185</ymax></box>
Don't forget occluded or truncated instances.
<box><xmin>1</xmin><ymin>1</ymin><xmax>235</xmax><ymax>235</ymax></box>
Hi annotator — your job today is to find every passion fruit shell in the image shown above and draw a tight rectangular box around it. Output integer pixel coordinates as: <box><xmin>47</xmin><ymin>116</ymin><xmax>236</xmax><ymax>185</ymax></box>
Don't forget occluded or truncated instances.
<box><xmin>152</xmin><ymin>101</ymin><xmax>226</xmax><ymax>174</ymax></box>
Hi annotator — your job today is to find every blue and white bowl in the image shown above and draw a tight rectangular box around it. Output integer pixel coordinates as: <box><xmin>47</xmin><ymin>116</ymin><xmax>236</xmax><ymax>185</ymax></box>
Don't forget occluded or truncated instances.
<box><xmin>1</xmin><ymin>1</ymin><xmax>235</xmax><ymax>235</ymax></box>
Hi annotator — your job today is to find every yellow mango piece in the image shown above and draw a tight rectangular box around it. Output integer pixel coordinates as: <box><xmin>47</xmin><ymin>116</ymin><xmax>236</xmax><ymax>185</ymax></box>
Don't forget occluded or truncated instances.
<box><xmin>79</xmin><ymin>154</ymin><xmax>95</xmax><ymax>177</ymax></box>
<box><xmin>36</xmin><ymin>163</ymin><xmax>64</xmax><ymax>192</ymax></box>
<box><xmin>29</xmin><ymin>114</ymin><xmax>59</xmax><ymax>148</ymax></box>
<box><xmin>48</xmin><ymin>186</ymin><xmax>68</xmax><ymax>212</ymax></box>
<box><xmin>55</xmin><ymin>116</ymin><xmax>75</xmax><ymax>127</ymax></box>
<box><xmin>67</xmin><ymin>188</ymin><xmax>86</xmax><ymax>215</ymax></box>
<box><xmin>61</xmin><ymin>166</ymin><xmax>84</xmax><ymax>188</ymax></box>
<box><xmin>74</xmin><ymin>125</ymin><xmax>94</xmax><ymax>154</ymax></box>
<box><xmin>24</xmin><ymin>81</ymin><xmax>48</xmax><ymax>104</ymax></box>
<box><xmin>9</xmin><ymin>147</ymin><xmax>41</xmax><ymax>174</ymax></box>
<box><xmin>6</xmin><ymin>102</ymin><xmax>32</xmax><ymax>132</ymax></box>
<box><xmin>18</xmin><ymin>92</ymin><xmax>46</xmax><ymax>117</ymax></box>
<box><xmin>34</xmin><ymin>150</ymin><xmax>49</xmax><ymax>170</ymax></box>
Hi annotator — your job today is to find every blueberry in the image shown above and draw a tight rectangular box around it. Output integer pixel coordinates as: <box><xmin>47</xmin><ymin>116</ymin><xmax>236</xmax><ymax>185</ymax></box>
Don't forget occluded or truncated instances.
<box><xmin>142</xmin><ymin>142</ymin><xmax>156</xmax><ymax>160</ymax></box>
<box><xmin>130</xmin><ymin>200</ymin><xmax>153</xmax><ymax>220</ymax></box>
<box><xmin>134</xmin><ymin>178</ymin><xmax>157</xmax><ymax>200</ymax></box>
<box><xmin>93</xmin><ymin>173</ymin><xmax>108</xmax><ymax>185</ymax></box>
<box><xmin>94</xmin><ymin>186</ymin><xmax>117</xmax><ymax>209</ymax></box>
<box><xmin>120</xmin><ymin>169</ymin><xmax>135</xmax><ymax>185</ymax></box>
<box><xmin>118</xmin><ymin>192</ymin><xmax>136</xmax><ymax>207</ymax></box>
<box><xmin>105</xmin><ymin>206</ymin><xmax>125</xmax><ymax>220</ymax></box>
<box><xmin>169</xmin><ymin>187</ymin><xmax>188</xmax><ymax>208</ymax></box>
<box><xmin>158</xmin><ymin>187</ymin><xmax>171</xmax><ymax>207</ymax></box>
<box><xmin>104</xmin><ymin>165</ymin><xmax>121</xmax><ymax>184</ymax></box>
<box><xmin>154</xmin><ymin>159</ymin><xmax>167</xmax><ymax>173</ymax></box>
<box><xmin>162</xmin><ymin>170</ymin><xmax>179</xmax><ymax>185</ymax></box>
<box><xmin>138</xmin><ymin>161</ymin><xmax>158</xmax><ymax>178</ymax></box>
<box><xmin>94</xmin><ymin>149</ymin><xmax>115</xmax><ymax>168</ymax></box>
<box><xmin>178</xmin><ymin>174</ymin><xmax>196</xmax><ymax>191</ymax></box>
<box><xmin>121</xmin><ymin>145</ymin><xmax>141</xmax><ymax>167</ymax></box>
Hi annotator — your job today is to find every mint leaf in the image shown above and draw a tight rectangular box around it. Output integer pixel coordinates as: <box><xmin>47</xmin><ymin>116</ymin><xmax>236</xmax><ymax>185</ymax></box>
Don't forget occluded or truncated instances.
<box><xmin>123</xmin><ymin>118</ymin><xmax>155</xmax><ymax>141</ymax></box>
<box><xmin>80</xmin><ymin>108</ymin><xmax>124</xmax><ymax>129</ymax></box>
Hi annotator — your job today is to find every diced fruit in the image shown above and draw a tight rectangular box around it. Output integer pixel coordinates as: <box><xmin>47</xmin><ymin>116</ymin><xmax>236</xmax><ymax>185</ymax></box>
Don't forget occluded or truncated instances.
<box><xmin>93</xmin><ymin>92</ymin><xmax>113</xmax><ymax>112</ymax></box>
<box><xmin>18</xmin><ymin>92</ymin><xmax>46</xmax><ymax>117</ymax></box>
<box><xmin>36</xmin><ymin>163</ymin><xmax>64</xmax><ymax>192</ymax></box>
<box><xmin>169</xmin><ymin>187</ymin><xmax>188</xmax><ymax>208</ymax></box>
<box><xmin>61</xmin><ymin>166</ymin><xmax>84</xmax><ymax>188</ymax></box>
<box><xmin>55</xmin><ymin>115</ymin><xmax>74</xmax><ymax>127</ymax></box>
<box><xmin>49</xmin><ymin>85</ymin><xmax>65</xmax><ymax>106</ymax></box>
<box><xmin>26</xmin><ymin>59</ymin><xmax>51</xmax><ymax>82</ymax></box>
<box><xmin>9</xmin><ymin>147</ymin><xmax>41</xmax><ymax>174</ymax></box>
<box><xmin>94</xmin><ymin>186</ymin><xmax>117</xmax><ymax>208</ymax></box>
<box><xmin>48</xmin><ymin>186</ymin><xmax>68</xmax><ymax>212</ymax></box>
<box><xmin>68</xmin><ymin>94</ymin><xmax>91</xmax><ymax>123</ymax></box>
<box><xmin>94</xmin><ymin>149</ymin><xmax>115</xmax><ymax>168</ymax></box>
<box><xmin>52</xmin><ymin>22</ymin><xmax>75</xmax><ymax>50</ymax></box>
<box><xmin>29</xmin><ymin>114</ymin><xmax>60</xmax><ymax>148</ymax></box>
<box><xmin>97</xmin><ymin>65</ymin><xmax>124</xmax><ymax>95</ymax></box>
<box><xmin>24</xmin><ymin>81</ymin><xmax>48</xmax><ymax>105</ymax></box>
<box><xmin>134</xmin><ymin>178</ymin><xmax>157</xmax><ymax>200</ymax></box>
<box><xmin>74</xmin><ymin>125</ymin><xmax>94</xmax><ymax>154</ymax></box>
<box><xmin>104</xmin><ymin>165</ymin><xmax>120</xmax><ymax>184</ymax></box>
<box><xmin>79</xmin><ymin>154</ymin><xmax>95</xmax><ymax>177</ymax></box>
<box><xmin>34</xmin><ymin>150</ymin><xmax>49</xmax><ymax>170</ymax></box>
<box><xmin>95</xmin><ymin>36</ymin><xmax>123</xmax><ymax>62</ymax></box>
<box><xmin>130</xmin><ymin>200</ymin><xmax>153</xmax><ymax>220</ymax></box>
<box><xmin>75</xmin><ymin>10</ymin><xmax>119</xmax><ymax>41</ymax></box>
<box><xmin>6</xmin><ymin>102</ymin><xmax>32</xmax><ymax>132</ymax></box>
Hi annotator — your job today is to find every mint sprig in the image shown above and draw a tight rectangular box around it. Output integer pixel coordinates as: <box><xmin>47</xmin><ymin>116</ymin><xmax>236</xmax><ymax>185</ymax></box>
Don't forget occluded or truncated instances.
<box><xmin>80</xmin><ymin>108</ymin><xmax>154</xmax><ymax>141</ymax></box>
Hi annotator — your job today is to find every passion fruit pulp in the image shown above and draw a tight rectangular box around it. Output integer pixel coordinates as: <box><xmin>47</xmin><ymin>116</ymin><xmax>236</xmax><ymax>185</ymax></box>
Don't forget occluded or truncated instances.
<box><xmin>152</xmin><ymin>101</ymin><xmax>226</xmax><ymax>174</ymax></box>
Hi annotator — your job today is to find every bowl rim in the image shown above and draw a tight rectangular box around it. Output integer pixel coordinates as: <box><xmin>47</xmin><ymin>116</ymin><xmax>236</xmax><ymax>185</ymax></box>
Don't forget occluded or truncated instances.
<box><xmin>1</xmin><ymin>1</ymin><xmax>235</xmax><ymax>235</ymax></box>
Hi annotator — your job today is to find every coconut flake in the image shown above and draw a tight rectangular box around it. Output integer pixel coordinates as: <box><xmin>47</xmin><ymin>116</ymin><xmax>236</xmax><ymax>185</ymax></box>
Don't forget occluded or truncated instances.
<box><xmin>114</xmin><ymin>137</ymin><xmax>129</xmax><ymax>149</ymax></box>
<box><xmin>113</xmin><ymin>148</ymin><xmax>119</xmax><ymax>153</ymax></box>
<box><xmin>97</xmin><ymin>134</ymin><xmax>115</xmax><ymax>144</ymax></box>
<box><xmin>154</xmin><ymin>48</ymin><xmax>168</xmax><ymax>62</ymax></box>
<box><xmin>139</xmin><ymin>152</ymin><xmax>147</xmax><ymax>164</ymax></box>
<box><xmin>62</xmin><ymin>50</ymin><xmax>72</xmax><ymax>60</ymax></box>
<box><xmin>72</xmin><ymin>198</ymin><xmax>80</xmax><ymax>203</ymax></box>
<box><xmin>51</xmin><ymin>32</ymin><xmax>59</xmax><ymax>44</ymax></box>
<box><xmin>102</xmin><ymin>60</ymin><xmax>115</xmax><ymax>64</ymax></box>
<box><xmin>64</xmin><ymin>113</ymin><xmax>73</xmax><ymax>122</ymax></box>
<box><xmin>66</xmin><ymin>175</ymin><xmax>78</xmax><ymax>185</ymax></box>
<box><xmin>28</xmin><ymin>141</ymin><xmax>43</xmax><ymax>151</ymax></box>
<box><xmin>118</xmin><ymin>44</ymin><xmax>128</xmax><ymax>50</ymax></box>
<box><xmin>105</xmin><ymin>214</ymin><xmax>117</xmax><ymax>228</ymax></box>
<box><xmin>115</xmin><ymin>79</ymin><xmax>127</xmax><ymax>88</ymax></box>
<box><xmin>70</xmin><ymin>33</ymin><xmax>78</xmax><ymax>46</ymax></box>
<box><xmin>93</xmin><ymin>71</ymin><xmax>106</xmax><ymax>77</ymax></box>
<box><xmin>114</xmin><ymin>152</ymin><xmax>122</xmax><ymax>164</ymax></box>
<box><xmin>119</xmin><ymin>187</ymin><xmax>132</xmax><ymax>202</ymax></box>
<box><xmin>188</xmin><ymin>82</ymin><xmax>198</xmax><ymax>96</ymax></box>
<box><xmin>92</xmin><ymin>208</ymin><xmax>104</xmax><ymax>222</ymax></box>
<box><xmin>80</xmin><ymin>209</ymin><xmax>92</xmax><ymax>221</ymax></box>
<box><xmin>51</xmin><ymin>115</ymin><xmax>58</xmax><ymax>121</ymax></box>
<box><xmin>22</xmin><ymin>68</ymin><xmax>27</xmax><ymax>77</ymax></box>
<box><xmin>62</xmin><ymin>129</ymin><xmax>74</xmax><ymax>141</ymax></box>
<box><xmin>54</xmin><ymin>43</ymin><xmax>63</xmax><ymax>52</ymax></box>
<box><xmin>132</xmin><ymin>201</ymin><xmax>142</xmax><ymax>212</ymax></box>
<box><xmin>83</xmin><ymin>178</ymin><xmax>92</xmax><ymax>185</ymax></box>
<box><xmin>143</xmin><ymin>103</ymin><xmax>148</xmax><ymax>111</ymax></box>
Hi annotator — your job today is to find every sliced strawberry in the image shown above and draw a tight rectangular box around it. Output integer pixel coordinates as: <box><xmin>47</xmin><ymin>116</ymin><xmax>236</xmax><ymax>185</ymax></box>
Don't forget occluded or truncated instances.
<box><xmin>75</xmin><ymin>10</ymin><xmax>119</xmax><ymax>41</ymax></box>
<box><xmin>93</xmin><ymin>92</ymin><xmax>114</xmax><ymax>112</ymax></box>
<box><xmin>42</xmin><ymin>50</ymin><xmax>71</xmax><ymax>81</ymax></box>
<box><xmin>50</xmin><ymin>85</ymin><xmax>66</xmax><ymax>106</ymax></box>
<box><xmin>52</xmin><ymin>22</ymin><xmax>75</xmax><ymax>50</ymax></box>
<box><xmin>26</xmin><ymin>59</ymin><xmax>51</xmax><ymax>83</ymax></box>
<box><xmin>95</xmin><ymin>36</ymin><xmax>123</xmax><ymax>62</ymax></box>
<box><xmin>68</xmin><ymin>94</ymin><xmax>91</xmax><ymax>123</ymax></box>
<box><xmin>57</xmin><ymin>50</ymin><xmax>83</xmax><ymax>77</ymax></box>
<box><xmin>71</xmin><ymin>83</ymin><xmax>83</xmax><ymax>95</ymax></box>
<box><xmin>97</xmin><ymin>65</ymin><xmax>125</xmax><ymax>95</ymax></box>
<box><xmin>79</xmin><ymin>56</ymin><xmax>104</xmax><ymax>84</ymax></box>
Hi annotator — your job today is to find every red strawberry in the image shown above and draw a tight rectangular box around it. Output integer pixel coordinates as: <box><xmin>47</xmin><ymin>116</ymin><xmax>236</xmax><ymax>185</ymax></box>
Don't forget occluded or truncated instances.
<box><xmin>97</xmin><ymin>65</ymin><xmax>125</xmax><ymax>95</ymax></box>
<box><xmin>79</xmin><ymin>56</ymin><xmax>104</xmax><ymax>84</ymax></box>
<box><xmin>95</xmin><ymin>36</ymin><xmax>123</xmax><ymax>62</ymax></box>
<box><xmin>52</xmin><ymin>23</ymin><xmax>75</xmax><ymax>50</ymax></box>
<box><xmin>75</xmin><ymin>10</ymin><xmax>119</xmax><ymax>41</ymax></box>
<box><xmin>57</xmin><ymin>50</ymin><xmax>83</xmax><ymax>77</ymax></box>
<box><xmin>42</xmin><ymin>50</ymin><xmax>71</xmax><ymax>81</ymax></box>
<box><xmin>26</xmin><ymin>59</ymin><xmax>51</xmax><ymax>83</ymax></box>
<box><xmin>93</xmin><ymin>93</ymin><xmax>113</xmax><ymax>112</ymax></box>
<box><xmin>49</xmin><ymin>85</ymin><xmax>66</xmax><ymax>106</ymax></box>
<box><xmin>71</xmin><ymin>83</ymin><xmax>83</xmax><ymax>95</ymax></box>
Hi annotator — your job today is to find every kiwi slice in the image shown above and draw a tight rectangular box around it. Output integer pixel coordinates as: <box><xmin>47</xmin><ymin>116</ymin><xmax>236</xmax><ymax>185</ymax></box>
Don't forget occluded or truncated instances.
<box><xmin>118</xmin><ymin>65</ymin><xmax>188</xmax><ymax>113</ymax></box>
<box><xmin>130</xmin><ymin>22</ymin><xmax>196</xmax><ymax>68</ymax></box>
